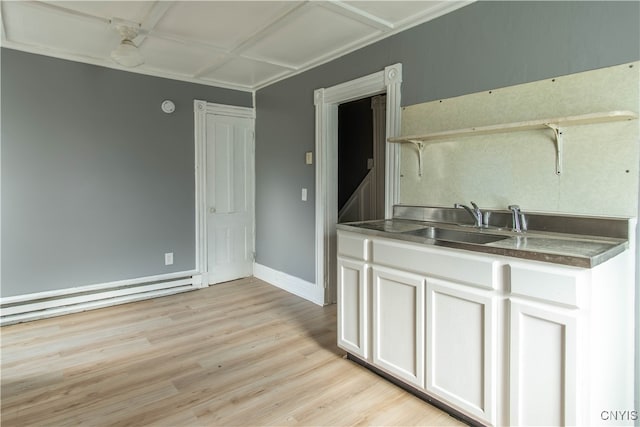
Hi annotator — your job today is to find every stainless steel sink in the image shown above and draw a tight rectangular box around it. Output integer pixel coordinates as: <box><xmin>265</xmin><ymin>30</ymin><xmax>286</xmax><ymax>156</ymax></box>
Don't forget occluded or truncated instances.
<box><xmin>349</xmin><ymin>220</ymin><xmax>428</xmax><ymax>233</ymax></box>
<box><xmin>403</xmin><ymin>226</ymin><xmax>508</xmax><ymax>245</ymax></box>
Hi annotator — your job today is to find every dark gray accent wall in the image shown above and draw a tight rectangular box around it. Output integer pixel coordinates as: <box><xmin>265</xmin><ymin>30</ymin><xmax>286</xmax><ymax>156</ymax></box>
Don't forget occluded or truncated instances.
<box><xmin>1</xmin><ymin>48</ymin><xmax>252</xmax><ymax>297</ymax></box>
<box><xmin>255</xmin><ymin>1</ymin><xmax>640</xmax><ymax>284</ymax></box>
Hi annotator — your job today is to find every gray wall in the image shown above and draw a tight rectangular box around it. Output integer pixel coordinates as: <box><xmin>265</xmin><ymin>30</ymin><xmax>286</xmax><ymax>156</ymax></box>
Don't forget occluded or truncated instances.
<box><xmin>255</xmin><ymin>1</ymin><xmax>640</xmax><ymax>284</ymax></box>
<box><xmin>1</xmin><ymin>48</ymin><xmax>252</xmax><ymax>297</ymax></box>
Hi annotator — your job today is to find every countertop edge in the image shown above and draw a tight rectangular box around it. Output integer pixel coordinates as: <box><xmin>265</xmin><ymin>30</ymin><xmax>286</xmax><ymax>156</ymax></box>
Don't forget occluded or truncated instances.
<box><xmin>336</xmin><ymin>222</ymin><xmax>628</xmax><ymax>268</ymax></box>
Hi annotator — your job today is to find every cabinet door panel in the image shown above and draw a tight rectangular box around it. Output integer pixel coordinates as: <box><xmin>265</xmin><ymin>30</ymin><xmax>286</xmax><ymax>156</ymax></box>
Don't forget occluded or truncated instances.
<box><xmin>337</xmin><ymin>257</ymin><xmax>369</xmax><ymax>359</ymax></box>
<box><xmin>372</xmin><ymin>267</ymin><xmax>425</xmax><ymax>388</ymax></box>
<box><xmin>372</xmin><ymin>239</ymin><xmax>499</xmax><ymax>289</ymax></box>
<box><xmin>337</xmin><ymin>232</ymin><xmax>370</xmax><ymax>261</ymax></box>
<box><xmin>510</xmin><ymin>301</ymin><xmax>577</xmax><ymax>426</ymax></box>
<box><xmin>509</xmin><ymin>261</ymin><xmax>586</xmax><ymax>308</ymax></box>
<box><xmin>426</xmin><ymin>279</ymin><xmax>496</xmax><ymax>425</ymax></box>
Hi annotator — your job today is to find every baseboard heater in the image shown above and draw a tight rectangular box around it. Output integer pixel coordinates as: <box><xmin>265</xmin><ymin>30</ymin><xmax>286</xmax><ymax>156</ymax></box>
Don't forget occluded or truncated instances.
<box><xmin>0</xmin><ymin>272</ymin><xmax>200</xmax><ymax>326</ymax></box>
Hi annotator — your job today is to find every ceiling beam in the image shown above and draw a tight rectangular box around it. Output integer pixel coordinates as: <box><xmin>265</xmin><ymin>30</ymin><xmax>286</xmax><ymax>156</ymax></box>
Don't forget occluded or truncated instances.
<box><xmin>230</xmin><ymin>1</ymin><xmax>311</xmax><ymax>54</ymax></box>
<box><xmin>136</xmin><ymin>1</ymin><xmax>174</xmax><ymax>47</ymax></box>
<box><xmin>192</xmin><ymin>1</ymin><xmax>311</xmax><ymax>79</ymax></box>
<box><xmin>146</xmin><ymin>30</ymin><xmax>229</xmax><ymax>55</ymax></box>
<box><xmin>29</xmin><ymin>1</ymin><xmax>108</xmax><ymax>24</ymax></box>
<box><xmin>320</xmin><ymin>1</ymin><xmax>394</xmax><ymax>31</ymax></box>
<box><xmin>2</xmin><ymin>0</ymin><xmax>474</xmax><ymax>92</ymax></box>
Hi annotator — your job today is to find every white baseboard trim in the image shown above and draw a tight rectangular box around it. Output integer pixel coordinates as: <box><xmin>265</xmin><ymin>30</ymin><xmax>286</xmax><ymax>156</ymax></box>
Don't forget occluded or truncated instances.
<box><xmin>0</xmin><ymin>271</ymin><xmax>201</xmax><ymax>325</ymax></box>
<box><xmin>253</xmin><ymin>263</ymin><xmax>325</xmax><ymax>306</ymax></box>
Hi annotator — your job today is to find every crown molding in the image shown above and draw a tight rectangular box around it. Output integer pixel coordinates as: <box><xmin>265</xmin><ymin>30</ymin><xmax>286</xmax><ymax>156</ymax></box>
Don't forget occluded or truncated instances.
<box><xmin>0</xmin><ymin>43</ymin><xmax>254</xmax><ymax>93</ymax></box>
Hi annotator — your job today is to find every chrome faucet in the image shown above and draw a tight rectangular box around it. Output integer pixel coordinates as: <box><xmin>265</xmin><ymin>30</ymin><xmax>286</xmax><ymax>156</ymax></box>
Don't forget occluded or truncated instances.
<box><xmin>508</xmin><ymin>205</ymin><xmax>527</xmax><ymax>232</ymax></box>
<box><xmin>454</xmin><ymin>201</ymin><xmax>484</xmax><ymax>227</ymax></box>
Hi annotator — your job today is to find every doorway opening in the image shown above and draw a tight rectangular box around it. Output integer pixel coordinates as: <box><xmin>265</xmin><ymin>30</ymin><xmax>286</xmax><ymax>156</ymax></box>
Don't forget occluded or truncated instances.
<box><xmin>338</xmin><ymin>94</ymin><xmax>386</xmax><ymax>224</ymax></box>
<box><xmin>314</xmin><ymin>64</ymin><xmax>403</xmax><ymax>305</ymax></box>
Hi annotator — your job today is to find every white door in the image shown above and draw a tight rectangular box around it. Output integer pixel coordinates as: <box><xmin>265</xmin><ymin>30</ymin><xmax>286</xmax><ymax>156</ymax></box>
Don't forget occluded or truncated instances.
<box><xmin>206</xmin><ymin>113</ymin><xmax>254</xmax><ymax>285</ymax></box>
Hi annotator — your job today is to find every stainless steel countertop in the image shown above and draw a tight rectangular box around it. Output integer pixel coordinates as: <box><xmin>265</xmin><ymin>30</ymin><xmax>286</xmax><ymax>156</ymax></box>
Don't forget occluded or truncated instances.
<box><xmin>337</xmin><ymin>207</ymin><xmax>631</xmax><ymax>268</ymax></box>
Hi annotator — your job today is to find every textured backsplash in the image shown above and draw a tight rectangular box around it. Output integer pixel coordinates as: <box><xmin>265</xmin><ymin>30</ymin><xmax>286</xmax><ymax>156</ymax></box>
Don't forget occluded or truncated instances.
<box><xmin>398</xmin><ymin>62</ymin><xmax>640</xmax><ymax>217</ymax></box>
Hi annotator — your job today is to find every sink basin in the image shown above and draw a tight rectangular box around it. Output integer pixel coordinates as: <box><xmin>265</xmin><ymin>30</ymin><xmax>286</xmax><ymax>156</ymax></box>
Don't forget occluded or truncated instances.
<box><xmin>403</xmin><ymin>226</ymin><xmax>508</xmax><ymax>245</ymax></box>
<box><xmin>350</xmin><ymin>220</ymin><xmax>428</xmax><ymax>233</ymax></box>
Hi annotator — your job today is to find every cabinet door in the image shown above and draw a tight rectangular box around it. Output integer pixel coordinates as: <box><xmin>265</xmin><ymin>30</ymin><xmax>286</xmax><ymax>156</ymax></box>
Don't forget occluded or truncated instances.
<box><xmin>426</xmin><ymin>279</ymin><xmax>497</xmax><ymax>425</ymax></box>
<box><xmin>372</xmin><ymin>267</ymin><xmax>425</xmax><ymax>388</ymax></box>
<box><xmin>337</xmin><ymin>257</ymin><xmax>369</xmax><ymax>359</ymax></box>
<box><xmin>509</xmin><ymin>300</ymin><xmax>578</xmax><ymax>426</ymax></box>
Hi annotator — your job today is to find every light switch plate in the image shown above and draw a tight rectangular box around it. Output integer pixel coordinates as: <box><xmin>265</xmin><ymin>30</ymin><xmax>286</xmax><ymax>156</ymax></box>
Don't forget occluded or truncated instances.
<box><xmin>301</xmin><ymin>188</ymin><xmax>307</xmax><ymax>201</ymax></box>
<box><xmin>305</xmin><ymin>152</ymin><xmax>313</xmax><ymax>165</ymax></box>
<box><xmin>165</xmin><ymin>252</ymin><xmax>174</xmax><ymax>265</ymax></box>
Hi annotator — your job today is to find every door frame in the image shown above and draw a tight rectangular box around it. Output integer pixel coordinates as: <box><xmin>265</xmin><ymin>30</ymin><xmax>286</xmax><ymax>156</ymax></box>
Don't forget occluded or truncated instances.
<box><xmin>194</xmin><ymin>100</ymin><xmax>256</xmax><ymax>287</ymax></box>
<box><xmin>314</xmin><ymin>63</ymin><xmax>403</xmax><ymax>304</ymax></box>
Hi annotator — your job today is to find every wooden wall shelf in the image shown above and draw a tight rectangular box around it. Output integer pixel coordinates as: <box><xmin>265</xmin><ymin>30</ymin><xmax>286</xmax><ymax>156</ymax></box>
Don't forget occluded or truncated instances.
<box><xmin>388</xmin><ymin>110</ymin><xmax>638</xmax><ymax>176</ymax></box>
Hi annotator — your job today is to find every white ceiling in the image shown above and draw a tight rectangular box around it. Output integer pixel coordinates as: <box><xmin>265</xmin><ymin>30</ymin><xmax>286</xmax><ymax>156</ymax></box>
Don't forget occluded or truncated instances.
<box><xmin>0</xmin><ymin>1</ymin><xmax>472</xmax><ymax>92</ymax></box>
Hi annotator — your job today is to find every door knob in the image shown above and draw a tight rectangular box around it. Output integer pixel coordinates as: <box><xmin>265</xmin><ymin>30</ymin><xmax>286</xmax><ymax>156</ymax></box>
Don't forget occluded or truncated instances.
<box><xmin>209</xmin><ymin>207</ymin><xmax>216</xmax><ymax>213</ymax></box>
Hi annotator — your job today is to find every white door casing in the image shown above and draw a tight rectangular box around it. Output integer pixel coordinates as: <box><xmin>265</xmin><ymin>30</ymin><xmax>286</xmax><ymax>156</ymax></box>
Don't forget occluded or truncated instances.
<box><xmin>315</xmin><ymin>63</ymin><xmax>402</xmax><ymax>305</ymax></box>
<box><xmin>194</xmin><ymin>101</ymin><xmax>256</xmax><ymax>286</ymax></box>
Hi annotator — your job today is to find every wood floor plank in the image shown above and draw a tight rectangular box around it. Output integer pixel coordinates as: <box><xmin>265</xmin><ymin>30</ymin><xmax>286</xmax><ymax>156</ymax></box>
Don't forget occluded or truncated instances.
<box><xmin>1</xmin><ymin>278</ymin><xmax>465</xmax><ymax>426</ymax></box>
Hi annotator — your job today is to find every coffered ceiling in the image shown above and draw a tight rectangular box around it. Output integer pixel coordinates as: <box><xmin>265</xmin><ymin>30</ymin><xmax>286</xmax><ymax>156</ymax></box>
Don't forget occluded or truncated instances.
<box><xmin>0</xmin><ymin>1</ymin><xmax>472</xmax><ymax>91</ymax></box>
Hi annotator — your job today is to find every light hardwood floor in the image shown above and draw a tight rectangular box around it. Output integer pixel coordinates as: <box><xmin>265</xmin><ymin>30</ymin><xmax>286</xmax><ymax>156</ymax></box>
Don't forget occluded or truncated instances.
<box><xmin>1</xmin><ymin>277</ymin><xmax>465</xmax><ymax>426</ymax></box>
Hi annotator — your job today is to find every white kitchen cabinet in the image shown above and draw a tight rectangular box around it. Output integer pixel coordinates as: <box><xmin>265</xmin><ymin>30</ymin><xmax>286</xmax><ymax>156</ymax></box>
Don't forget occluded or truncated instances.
<box><xmin>337</xmin><ymin>257</ymin><xmax>369</xmax><ymax>360</ymax></box>
<box><xmin>336</xmin><ymin>231</ymin><xmax>371</xmax><ymax>361</ymax></box>
<box><xmin>509</xmin><ymin>299</ymin><xmax>579</xmax><ymax>426</ymax></box>
<box><xmin>507</xmin><ymin>261</ymin><xmax>586</xmax><ymax>426</ymax></box>
<box><xmin>426</xmin><ymin>278</ymin><xmax>497</xmax><ymax>425</ymax></box>
<box><xmin>372</xmin><ymin>266</ymin><xmax>425</xmax><ymax>389</ymax></box>
<box><xmin>336</xmin><ymin>227</ymin><xmax>634</xmax><ymax>427</ymax></box>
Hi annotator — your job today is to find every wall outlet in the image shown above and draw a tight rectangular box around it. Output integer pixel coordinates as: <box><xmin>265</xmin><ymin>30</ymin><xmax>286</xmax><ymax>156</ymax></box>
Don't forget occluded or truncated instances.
<box><xmin>165</xmin><ymin>252</ymin><xmax>174</xmax><ymax>265</ymax></box>
<box><xmin>305</xmin><ymin>151</ymin><xmax>313</xmax><ymax>165</ymax></box>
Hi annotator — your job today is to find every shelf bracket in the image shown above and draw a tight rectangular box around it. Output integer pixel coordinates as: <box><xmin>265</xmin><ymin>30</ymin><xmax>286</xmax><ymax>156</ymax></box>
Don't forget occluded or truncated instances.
<box><xmin>545</xmin><ymin>124</ymin><xmax>563</xmax><ymax>175</ymax></box>
<box><xmin>408</xmin><ymin>139</ymin><xmax>425</xmax><ymax>176</ymax></box>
